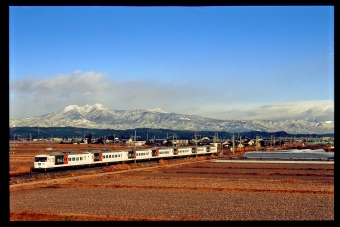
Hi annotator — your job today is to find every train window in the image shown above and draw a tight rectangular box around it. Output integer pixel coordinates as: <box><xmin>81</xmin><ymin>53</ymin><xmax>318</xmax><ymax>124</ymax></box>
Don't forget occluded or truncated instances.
<box><xmin>80</xmin><ymin>157</ymin><xmax>83</xmax><ymax>160</ymax></box>
<box><xmin>76</xmin><ymin>157</ymin><xmax>79</xmax><ymax>161</ymax></box>
<box><xmin>84</xmin><ymin>156</ymin><xmax>86</xmax><ymax>160</ymax></box>
<box><xmin>72</xmin><ymin>157</ymin><xmax>75</xmax><ymax>161</ymax></box>
<box><xmin>52</xmin><ymin>158</ymin><xmax>54</xmax><ymax>162</ymax></box>
<box><xmin>35</xmin><ymin>157</ymin><xmax>47</xmax><ymax>162</ymax></box>
<box><xmin>68</xmin><ymin>158</ymin><xmax>71</xmax><ymax>161</ymax></box>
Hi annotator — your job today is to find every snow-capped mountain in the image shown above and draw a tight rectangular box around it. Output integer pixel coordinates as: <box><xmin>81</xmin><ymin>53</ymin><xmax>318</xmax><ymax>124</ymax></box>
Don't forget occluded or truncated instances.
<box><xmin>9</xmin><ymin>104</ymin><xmax>334</xmax><ymax>134</ymax></box>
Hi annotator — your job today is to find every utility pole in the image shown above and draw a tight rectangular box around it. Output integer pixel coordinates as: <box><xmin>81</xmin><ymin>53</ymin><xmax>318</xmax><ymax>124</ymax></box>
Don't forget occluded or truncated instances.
<box><xmin>221</xmin><ymin>132</ymin><xmax>224</xmax><ymax>157</ymax></box>
<box><xmin>195</xmin><ymin>132</ymin><xmax>197</xmax><ymax>158</ymax></box>
<box><xmin>271</xmin><ymin>135</ymin><xmax>273</xmax><ymax>149</ymax></box>
<box><xmin>172</xmin><ymin>133</ymin><xmax>175</xmax><ymax>147</ymax></box>
<box><xmin>134</xmin><ymin>130</ymin><xmax>137</xmax><ymax>164</ymax></box>
<box><xmin>256</xmin><ymin>136</ymin><xmax>258</xmax><ymax>151</ymax></box>
<box><xmin>232</xmin><ymin>134</ymin><xmax>235</xmax><ymax>155</ymax></box>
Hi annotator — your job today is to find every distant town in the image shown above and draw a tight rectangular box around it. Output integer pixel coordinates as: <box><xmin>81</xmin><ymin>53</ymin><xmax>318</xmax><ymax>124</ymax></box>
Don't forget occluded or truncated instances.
<box><xmin>9</xmin><ymin>127</ymin><xmax>334</xmax><ymax>152</ymax></box>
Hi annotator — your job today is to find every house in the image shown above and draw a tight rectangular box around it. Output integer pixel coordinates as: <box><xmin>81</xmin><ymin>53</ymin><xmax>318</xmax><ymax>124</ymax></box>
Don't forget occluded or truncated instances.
<box><xmin>124</xmin><ymin>138</ymin><xmax>146</xmax><ymax>146</ymax></box>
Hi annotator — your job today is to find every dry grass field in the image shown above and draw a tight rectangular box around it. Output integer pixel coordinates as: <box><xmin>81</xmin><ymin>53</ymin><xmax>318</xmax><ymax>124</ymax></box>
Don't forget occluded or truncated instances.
<box><xmin>9</xmin><ymin>141</ymin><xmax>334</xmax><ymax>221</ymax></box>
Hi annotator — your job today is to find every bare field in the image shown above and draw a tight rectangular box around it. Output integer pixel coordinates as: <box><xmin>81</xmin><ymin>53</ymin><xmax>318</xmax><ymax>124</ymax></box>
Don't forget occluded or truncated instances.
<box><xmin>9</xmin><ymin>142</ymin><xmax>334</xmax><ymax>221</ymax></box>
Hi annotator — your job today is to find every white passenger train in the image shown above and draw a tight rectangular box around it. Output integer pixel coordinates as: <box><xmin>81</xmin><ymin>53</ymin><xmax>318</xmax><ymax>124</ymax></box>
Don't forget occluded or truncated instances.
<box><xmin>31</xmin><ymin>145</ymin><xmax>218</xmax><ymax>172</ymax></box>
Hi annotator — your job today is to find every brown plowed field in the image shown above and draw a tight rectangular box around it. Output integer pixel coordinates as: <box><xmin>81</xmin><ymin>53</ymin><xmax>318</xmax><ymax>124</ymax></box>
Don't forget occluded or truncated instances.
<box><xmin>9</xmin><ymin>142</ymin><xmax>334</xmax><ymax>221</ymax></box>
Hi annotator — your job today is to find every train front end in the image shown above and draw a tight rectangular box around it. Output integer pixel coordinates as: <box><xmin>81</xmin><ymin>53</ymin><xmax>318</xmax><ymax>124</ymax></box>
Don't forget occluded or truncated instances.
<box><xmin>32</xmin><ymin>154</ymin><xmax>54</xmax><ymax>172</ymax></box>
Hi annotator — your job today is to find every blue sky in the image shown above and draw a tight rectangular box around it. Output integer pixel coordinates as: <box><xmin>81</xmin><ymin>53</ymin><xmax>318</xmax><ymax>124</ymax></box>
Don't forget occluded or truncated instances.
<box><xmin>9</xmin><ymin>6</ymin><xmax>334</xmax><ymax>121</ymax></box>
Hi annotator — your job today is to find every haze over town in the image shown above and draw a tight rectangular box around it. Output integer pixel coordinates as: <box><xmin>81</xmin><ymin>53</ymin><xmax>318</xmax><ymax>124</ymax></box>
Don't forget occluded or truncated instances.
<box><xmin>9</xmin><ymin>6</ymin><xmax>334</xmax><ymax>122</ymax></box>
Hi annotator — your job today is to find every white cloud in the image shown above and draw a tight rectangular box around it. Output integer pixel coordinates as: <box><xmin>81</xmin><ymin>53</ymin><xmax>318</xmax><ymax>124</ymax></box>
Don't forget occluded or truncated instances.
<box><xmin>203</xmin><ymin>100</ymin><xmax>334</xmax><ymax>121</ymax></box>
<box><xmin>9</xmin><ymin>71</ymin><xmax>334</xmax><ymax>122</ymax></box>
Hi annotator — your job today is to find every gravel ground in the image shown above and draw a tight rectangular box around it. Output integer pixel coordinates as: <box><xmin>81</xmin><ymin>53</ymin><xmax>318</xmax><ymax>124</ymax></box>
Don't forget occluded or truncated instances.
<box><xmin>9</xmin><ymin>161</ymin><xmax>334</xmax><ymax>221</ymax></box>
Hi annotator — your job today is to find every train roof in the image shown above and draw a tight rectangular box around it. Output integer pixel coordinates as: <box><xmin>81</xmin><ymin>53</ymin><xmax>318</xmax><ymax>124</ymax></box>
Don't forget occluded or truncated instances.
<box><xmin>150</xmin><ymin>146</ymin><xmax>173</xmax><ymax>150</ymax></box>
<box><xmin>89</xmin><ymin>149</ymin><xmax>125</xmax><ymax>153</ymax></box>
<box><xmin>124</xmin><ymin>148</ymin><xmax>140</xmax><ymax>151</ymax></box>
<box><xmin>51</xmin><ymin>151</ymin><xmax>75</xmax><ymax>155</ymax></box>
<box><xmin>35</xmin><ymin>154</ymin><xmax>52</xmax><ymax>157</ymax></box>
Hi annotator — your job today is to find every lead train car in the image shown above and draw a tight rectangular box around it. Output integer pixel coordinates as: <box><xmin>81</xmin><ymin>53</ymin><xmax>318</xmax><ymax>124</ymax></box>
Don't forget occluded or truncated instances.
<box><xmin>32</xmin><ymin>151</ymin><xmax>94</xmax><ymax>172</ymax></box>
<box><xmin>31</xmin><ymin>145</ymin><xmax>218</xmax><ymax>172</ymax></box>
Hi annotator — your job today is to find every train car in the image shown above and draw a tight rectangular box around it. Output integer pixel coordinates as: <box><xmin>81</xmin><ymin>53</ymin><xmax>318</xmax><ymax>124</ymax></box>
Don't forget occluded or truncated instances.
<box><xmin>125</xmin><ymin>148</ymin><xmax>153</xmax><ymax>161</ymax></box>
<box><xmin>31</xmin><ymin>151</ymin><xmax>94</xmax><ymax>172</ymax></box>
<box><xmin>90</xmin><ymin>149</ymin><xmax>127</xmax><ymax>165</ymax></box>
<box><xmin>150</xmin><ymin>147</ymin><xmax>174</xmax><ymax>159</ymax></box>
<box><xmin>173</xmin><ymin>146</ymin><xmax>194</xmax><ymax>157</ymax></box>
<box><xmin>204</xmin><ymin>145</ymin><xmax>218</xmax><ymax>155</ymax></box>
<box><xmin>191</xmin><ymin>145</ymin><xmax>207</xmax><ymax>154</ymax></box>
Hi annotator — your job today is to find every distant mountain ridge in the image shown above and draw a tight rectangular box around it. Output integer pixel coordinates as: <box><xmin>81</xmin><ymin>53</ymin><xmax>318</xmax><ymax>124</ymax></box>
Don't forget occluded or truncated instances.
<box><xmin>9</xmin><ymin>103</ymin><xmax>334</xmax><ymax>134</ymax></box>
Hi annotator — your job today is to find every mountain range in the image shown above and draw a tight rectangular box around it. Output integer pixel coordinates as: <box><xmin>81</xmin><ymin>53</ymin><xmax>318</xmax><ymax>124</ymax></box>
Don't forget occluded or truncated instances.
<box><xmin>9</xmin><ymin>103</ymin><xmax>334</xmax><ymax>134</ymax></box>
